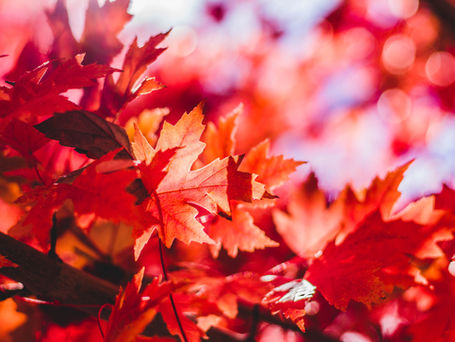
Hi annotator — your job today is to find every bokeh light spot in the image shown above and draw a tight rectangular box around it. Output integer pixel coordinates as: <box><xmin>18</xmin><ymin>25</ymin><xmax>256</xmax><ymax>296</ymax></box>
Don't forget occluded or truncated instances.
<box><xmin>407</xmin><ymin>11</ymin><xmax>439</xmax><ymax>49</ymax></box>
<box><xmin>449</xmin><ymin>260</ymin><xmax>455</xmax><ymax>277</ymax></box>
<box><xmin>382</xmin><ymin>34</ymin><xmax>416</xmax><ymax>73</ymax></box>
<box><xmin>304</xmin><ymin>301</ymin><xmax>320</xmax><ymax>315</ymax></box>
<box><xmin>425</xmin><ymin>51</ymin><xmax>455</xmax><ymax>87</ymax></box>
<box><xmin>377</xmin><ymin>88</ymin><xmax>411</xmax><ymax>123</ymax></box>
<box><xmin>340</xmin><ymin>27</ymin><xmax>376</xmax><ymax>60</ymax></box>
<box><xmin>388</xmin><ymin>0</ymin><xmax>419</xmax><ymax>19</ymax></box>
<box><xmin>341</xmin><ymin>331</ymin><xmax>372</xmax><ymax>342</ymax></box>
<box><xmin>168</xmin><ymin>26</ymin><xmax>198</xmax><ymax>57</ymax></box>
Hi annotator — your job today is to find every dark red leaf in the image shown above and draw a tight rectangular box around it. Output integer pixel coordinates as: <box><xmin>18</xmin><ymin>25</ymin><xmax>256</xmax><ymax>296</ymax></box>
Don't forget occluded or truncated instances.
<box><xmin>35</xmin><ymin>110</ymin><xmax>133</xmax><ymax>159</ymax></box>
<box><xmin>45</xmin><ymin>0</ymin><xmax>79</xmax><ymax>59</ymax></box>
<box><xmin>80</xmin><ymin>0</ymin><xmax>132</xmax><ymax>65</ymax></box>
<box><xmin>0</xmin><ymin>119</ymin><xmax>50</xmax><ymax>162</ymax></box>
<box><xmin>100</xmin><ymin>32</ymin><xmax>168</xmax><ymax>116</ymax></box>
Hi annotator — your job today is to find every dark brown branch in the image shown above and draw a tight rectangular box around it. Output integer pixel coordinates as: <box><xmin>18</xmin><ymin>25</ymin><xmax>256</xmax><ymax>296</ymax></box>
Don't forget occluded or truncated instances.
<box><xmin>0</xmin><ymin>232</ymin><xmax>118</xmax><ymax>316</ymax></box>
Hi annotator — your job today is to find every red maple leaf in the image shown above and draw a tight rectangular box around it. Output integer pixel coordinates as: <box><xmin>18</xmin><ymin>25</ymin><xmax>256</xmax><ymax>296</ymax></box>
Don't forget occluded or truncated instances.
<box><xmin>45</xmin><ymin>0</ymin><xmax>79</xmax><ymax>59</ymax></box>
<box><xmin>46</xmin><ymin>0</ymin><xmax>132</xmax><ymax>64</ymax></box>
<box><xmin>0</xmin><ymin>55</ymin><xmax>118</xmax><ymax>122</ymax></box>
<box><xmin>305</xmin><ymin>211</ymin><xmax>439</xmax><ymax>311</ymax></box>
<box><xmin>17</xmin><ymin>150</ymin><xmax>156</xmax><ymax>247</ymax></box>
<box><xmin>69</xmin><ymin>153</ymin><xmax>153</xmax><ymax>228</ymax></box>
<box><xmin>274</xmin><ymin>162</ymin><xmax>413</xmax><ymax>258</ymax></box>
<box><xmin>0</xmin><ymin>119</ymin><xmax>50</xmax><ymax>164</ymax></box>
<box><xmin>405</xmin><ymin>270</ymin><xmax>455</xmax><ymax>342</ymax></box>
<box><xmin>80</xmin><ymin>0</ymin><xmax>132</xmax><ymax>65</ymax></box>
<box><xmin>104</xmin><ymin>268</ymin><xmax>172</xmax><ymax>342</ymax></box>
<box><xmin>100</xmin><ymin>33</ymin><xmax>168</xmax><ymax>117</ymax></box>
<box><xmin>16</xmin><ymin>183</ymin><xmax>73</xmax><ymax>246</ymax></box>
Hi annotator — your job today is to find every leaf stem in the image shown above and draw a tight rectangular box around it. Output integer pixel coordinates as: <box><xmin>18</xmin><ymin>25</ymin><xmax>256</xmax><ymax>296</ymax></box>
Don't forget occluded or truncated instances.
<box><xmin>153</xmin><ymin>190</ymin><xmax>189</xmax><ymax>342</ymax></box>
<box><xmin>97</xmin><ymin>303</ymin><xmax>113</xmax><ymax>339</ymax></box>
<box><xmin>158</xmin><ymin>235</ymin><xmax>169</xmax><ymax>281</ymax></box>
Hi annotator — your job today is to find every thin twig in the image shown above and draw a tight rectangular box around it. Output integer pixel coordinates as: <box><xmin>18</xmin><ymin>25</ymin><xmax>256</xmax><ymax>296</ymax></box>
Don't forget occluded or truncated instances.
<box><xmin>97</xmin><ymin>303</ymin><xmax>113</xmax><ymax>339</ymax></box>
<box><xmin>153</xmin><ymin>190</ymin><xmax>189</xmax><ymax>342</ymax></box>
<box><xmin>33</xmin><ymin>165</ymin><xmax>46</xmax><ymax>185</ymax></box>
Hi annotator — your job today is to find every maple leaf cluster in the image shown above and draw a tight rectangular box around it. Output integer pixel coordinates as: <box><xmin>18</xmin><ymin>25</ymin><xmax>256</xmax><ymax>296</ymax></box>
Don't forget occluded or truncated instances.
<box><xmin>2</xmin><ymin>0</ymin><xmax>455</xmax><ymax>342</ymax></box>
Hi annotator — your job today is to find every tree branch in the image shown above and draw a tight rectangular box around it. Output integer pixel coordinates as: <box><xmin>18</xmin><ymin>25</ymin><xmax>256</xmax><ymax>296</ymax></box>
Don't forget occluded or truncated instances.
<box><xmin>0</xmin><ymin>232</ymin><xmax>118</xmax><ymax>316</ymax></box>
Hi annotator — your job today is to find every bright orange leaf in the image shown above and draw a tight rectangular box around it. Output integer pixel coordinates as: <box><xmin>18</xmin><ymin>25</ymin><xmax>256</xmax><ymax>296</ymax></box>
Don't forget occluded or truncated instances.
<box><xmin>136</xmin><ymin>104</ymin><xmax>257</xmax><ymax>250</ymax></box>
<box><xmin>239</xmin><ymin>139</ymin><xmax>305</xmax><ymax>191</ymax></box>
<box><xmin>273</xmin><ymin>172</ymin><xmax>344</xmax><ymax>258</ymax></box>
<box><xmin>208</xmin><ymin>207</ymin><xmax>278</xmax><ymax>258</ymax></box>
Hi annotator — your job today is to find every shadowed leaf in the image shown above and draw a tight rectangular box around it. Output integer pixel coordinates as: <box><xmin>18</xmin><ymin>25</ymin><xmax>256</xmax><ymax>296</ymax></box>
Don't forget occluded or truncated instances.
<box><xmin>35</xmin><ymin>110</ymin><xmax>132</xmax><ymax>159</ymax></box>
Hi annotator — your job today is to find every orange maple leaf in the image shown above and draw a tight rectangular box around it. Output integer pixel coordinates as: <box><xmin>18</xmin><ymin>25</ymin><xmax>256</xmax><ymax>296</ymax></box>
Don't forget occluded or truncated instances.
<box><xmin>273</xmin><ymin>173</ymin><xmax>344</xmax><ymax>258</ymax></box>
<box><xmin>201</xmin><ymin>105</ymin><xmax>240</xmax><ymax>164</ymax></box>
<box><xmin>341</xmin><ymin>161</ymin><xmax>412</xmax><ymax>231</ymax></box>
<box><xmin>170</xmin><ymin>266</ymin><xmax>271</xmax><ymax>328</ymax></box>
<box><xmin>0</xmin><ymin>119</ymin><xmax>50</xmax><ymax>164</ymax></box>
<box><xmin>200</xmin><ymin>107</ymin><xmax>302</xmax><ymax>257</ymax></box>
<box><xmin>208</xmin><ymin>207</ymin><xmax>278</xmax><ymax>258</ymax></box>
<box><xmin>239</xmin><ymin>139</ymin><xmax>305</xmax><ymax>191</ymax></box>
<box><xmin>134</xmin><ymin>104</ymin><xmax>256</xmax><ymax>254</ymax></box>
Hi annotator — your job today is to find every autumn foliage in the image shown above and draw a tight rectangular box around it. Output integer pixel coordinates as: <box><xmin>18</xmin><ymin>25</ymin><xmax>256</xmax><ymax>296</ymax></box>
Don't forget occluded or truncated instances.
<box><xmin>2</xmin><ymin>0</ymin><xmax>455</xmax><ymax>341</ymax></box>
